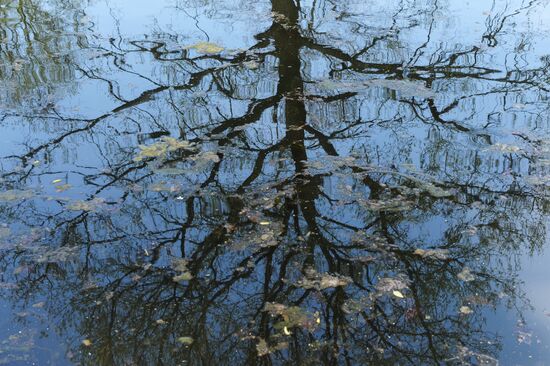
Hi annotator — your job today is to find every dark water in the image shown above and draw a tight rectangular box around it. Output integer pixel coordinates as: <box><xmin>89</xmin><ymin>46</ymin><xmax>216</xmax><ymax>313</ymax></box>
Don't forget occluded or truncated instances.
<box><xmin>0</xmin><ymin>0</ymin><xmax>550</xmax><ymax>364</ymax></box>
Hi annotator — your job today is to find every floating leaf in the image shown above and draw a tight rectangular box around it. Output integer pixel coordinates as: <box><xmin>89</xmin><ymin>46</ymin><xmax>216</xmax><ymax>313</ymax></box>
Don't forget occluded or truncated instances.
<box><xmin>67</xmin><ymin>198</ymin><xmax>105</xmax><ymax>212</ymax></box>
<box><xmin>55</xmin><ymin>184</ymin><xmax>72</xmax><ymax>192</ymax></box>
<box><xmin>256</xmin><ymin>338</ymin><xmax>269</xmax><ymax>357</ymax></box>
<box><xmin>413</xmin><ymin>248</ymin><xmax>449</xmax><ymax>260</ymax></box>
<box><xmin>147</xmin><ymin>182</ymin><xmax>182</xmax><ymax>192</ymax></box>
<box><xmin>177</xmin><ymin>337</ymin><xmax>194</xmax><ymax>345</ymax></box>
<box><xmin>186</xmin><ymin>42</ymin><xmax>224</xmax><ymax>55</ymax></box>
<box><xmin>171</xmin><ymin>258</ymin><xmax>193</xmax><ymax>282</ymax></box>
<box><xmin>460</xmin><ymin>306</ymin><xmax>473</xmax><ymax>315</ymax></box>
<box><xmin>376</xmin><ymin>277</ymin><xmax>409</xmax><ymax>293</ymax></box>
<box><xmin>359</xmin><ymin>196</ymin><xmax>414</xmax><ymax>212</ymax></box>
<box><xmin>134</xmin><ymin>137</ymin><xmax>194</xmax><ymax>162</ymax></box>
<box><xmin>82</xmin><ymin>339</ymin><xmax>92</xmax><ymax>347</ymax></box>
<box><xmin>417</xmin><ymin>181</ymin><xmax>452</xmax><ymax>198</ymax></box>
<box><xmin>297</xmin><ymin>272</ymin><xmax>352</xmax><ymax>290</ymax></box>
<box><xmin>189</xmin><ymin>151</ymin><xmax>220</xmax><ymax>169</ymax></box>
<box><xmin>392</xmin><ymin>290</ymin><xmax>405</xmax><ymax>298</ymax></box>
<box><xmin>263</xmin><ymin>303</ymin><xmax>311</xmax><ymax>329</ymax></box>
<box><xmin>171</xmin><ymin>258</ymin><xmax>188</xmax><ymax>272</ymax></box>
<box><xmin>457</xmin><ymin>267</ymin><xmax>475</xmax><ymax>282</ymax></box>
<box><xmin>34</xmin><ymin>246</ymin><xmax>80</xmax><ymax>264</ymax></box>
<box><xmin>173</xmin><ymin>272</ymin><xmax>193</xmax><ymax>282</ymax></box>
<box><xmin>0</xmin><ymin>190</ymin><xmax>33</xmax><ymax>202</ymax></box>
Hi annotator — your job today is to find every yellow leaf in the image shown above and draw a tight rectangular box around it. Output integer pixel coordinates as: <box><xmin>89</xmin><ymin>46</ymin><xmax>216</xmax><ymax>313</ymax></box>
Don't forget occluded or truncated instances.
<box><xmin>187</xmin><ymin>42</ymin><xmax>224</xmax><ymax>55</ymax></box>
<box><xmin>260</xmin><ymin>221</ymin><xmax>270</xmax><ymax>226</ymax></box>
<box><xmin>82</xmin><ymin>339</ymin><xmax>92</xmax><ymax>347</ymax></box>
<box><xmin>413</xmin><ymin>248</ymin><xmax>426</xmax><ymax>256</ymax></box>
<box><xmin>52</xmin><ymin>179</ymin><xmax>62</xmax><ymax>184</ymax></box>
<box><xmin>283</xmin><ymin>326</ymin><xmax>292</xmax><ymax>335</ymax></box>
<box><xmin>177</xmin><ymin>337</ymin><xmax>194</xmax><ymax>345</ymax></box>
<box><xmin>392</xmin><ymin>290</ymin><xmax>404</xmax><ymax>298</ymax></box>
<box><xmin>173</xmin><ymin>272</ymin><xmax>193</xmax><ymax>282</ymax></box>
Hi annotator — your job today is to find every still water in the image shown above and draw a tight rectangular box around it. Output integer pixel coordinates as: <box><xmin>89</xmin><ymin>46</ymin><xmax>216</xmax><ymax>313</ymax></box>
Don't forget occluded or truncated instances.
<box><xmin>0</xmin><ymin>0</ymin><xmax>550</xmax><ymax>364</ymax></box>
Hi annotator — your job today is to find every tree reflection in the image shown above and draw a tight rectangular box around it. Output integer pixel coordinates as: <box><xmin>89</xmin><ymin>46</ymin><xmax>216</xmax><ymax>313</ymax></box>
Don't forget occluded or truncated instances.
<box><xmin>0</xmin><ymin>0</ymin><xmax>549</xmax><ymax>365</ymax></box>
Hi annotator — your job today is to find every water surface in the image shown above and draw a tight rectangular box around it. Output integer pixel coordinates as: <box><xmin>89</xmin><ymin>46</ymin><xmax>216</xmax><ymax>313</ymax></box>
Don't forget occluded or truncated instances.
<box><xmin>0</xmin><ymin>0</ymin><xmax>550</xmax><ymax>364</ymax></box>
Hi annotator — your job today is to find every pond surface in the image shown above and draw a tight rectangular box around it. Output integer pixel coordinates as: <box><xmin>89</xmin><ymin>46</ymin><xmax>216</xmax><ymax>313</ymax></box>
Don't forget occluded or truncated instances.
<box><xmin>0</xmin><ymin>0</ymin><xmax>550</xmax><ymax>364</ymax></box>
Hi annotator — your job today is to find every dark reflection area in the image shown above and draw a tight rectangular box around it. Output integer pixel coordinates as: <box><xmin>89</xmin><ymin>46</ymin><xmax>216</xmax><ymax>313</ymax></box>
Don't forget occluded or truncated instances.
<box><xmin>0</xmin><ymin>0</ymin><xmax>550</xmax><ymax>364</ymax></box>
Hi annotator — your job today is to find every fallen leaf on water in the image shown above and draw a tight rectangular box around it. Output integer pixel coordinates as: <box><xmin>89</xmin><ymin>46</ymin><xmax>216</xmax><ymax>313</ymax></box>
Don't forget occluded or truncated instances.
<box><xmin>457</xmin><ymin>267</ymin><xmax>475</xmax><ymax>282</ymax></box>
<box><xmin>55</xmin><ymin>184</ymin><xmax>72</xmax><ymax>192</ymax></box>
<box><xmin>283</xmin><ymin>326</ymin><xmax>292</xmax><ymax>335</ymax></box>
<box><xmin>82</xmin><ymin>339</ymin><xmax>92</xmax><ymax>347</ymax></box>
<box><xmin>413</xmin><ymin>248</ymin><xmax>449</xmax><ymax>260</ymax></box>
<box><xmin>297</xmin><ymin>269</ymin><xmax>352</xmax><ymax>290</ymax></box>
<box><xmin>392</xmin><ymin>290</ymin><xmax>404</xmax><ymax>298</ymax></box>
<box><xmin>134</xmin><ymin>137</ymin><xmax>194</xmax><ymax>162</ymax></box>
<box><xmin>376</xmin><ymin>277</ymin><xmax>409</xmax><ymax>293</ymax></box>
<box><xmin>460</xmin><ymin>306</ymin><xmax>473</xmax><ymax>315</ymax></box>
<box><xmin>67</xmin><ymin>198</ymin><xmax>105</xmax><ymax>212</ymax></box>
<box><xmin>177</xmin><ymin>337</ymin><xmax>194</xmax><ymax>345</ymax></box>
<box><xmin>186</xmin><ymin>42</ymin><xmax>224</xmax><ymax>55</ymax></box>
<box><xmin>0</xmin><ymin>189</ymin><xmax>34</xmax><ymax>202</ymax></box>
<box><xmin>52</xmin><ymin>179</ymin><xmax>63</xmax><ymax>184</ymax></box>
<box><xmin>256</xmin><ymin>338</ymin><xmax>269</xmax><ymax>356</ymax></box>
<box><xmin>173</xmin><ymin>272</ymin><xmax>193</xmax><ymax>282</ymax></box>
